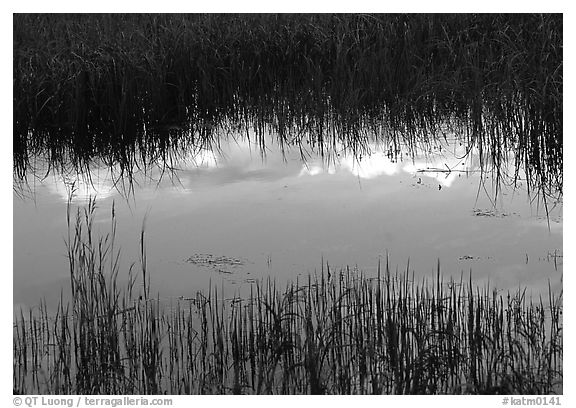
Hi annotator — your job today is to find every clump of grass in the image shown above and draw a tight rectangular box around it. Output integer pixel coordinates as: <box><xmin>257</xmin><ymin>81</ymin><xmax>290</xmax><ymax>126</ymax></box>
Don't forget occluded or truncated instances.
<box><xmin>13</xmin><ymin>201</ymin><xmax>563</xmax><ymax>395</ymax></box>
<box><xmin>13</xmin><ymin>14</ymin><xmax>562</xmax><ymax>198</ymax></box>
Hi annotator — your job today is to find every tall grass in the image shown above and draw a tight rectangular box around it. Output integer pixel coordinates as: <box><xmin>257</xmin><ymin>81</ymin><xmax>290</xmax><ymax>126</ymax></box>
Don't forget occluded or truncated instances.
<box><xmin>13</xmin><ymin>14</ymin><xmax>562</xmax><ymax>198</ymax></box>
<box><xmin>13</xmin><ymin>200</ymin><xmax>563</xmax><ymax>394</ymax></box>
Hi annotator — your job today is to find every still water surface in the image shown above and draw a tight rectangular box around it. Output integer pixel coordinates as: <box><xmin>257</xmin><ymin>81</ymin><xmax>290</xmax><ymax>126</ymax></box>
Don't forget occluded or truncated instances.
<box><xmin>13</xmin><ymin>137</ymin><xmax>562</xmax><ymax>312</ymax></box>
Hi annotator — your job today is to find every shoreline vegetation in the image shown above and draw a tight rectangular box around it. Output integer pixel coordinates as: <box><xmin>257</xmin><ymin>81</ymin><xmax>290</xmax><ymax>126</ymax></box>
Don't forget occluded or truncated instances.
<box><xmin>13</xmin><ymin>14</ymin><xmax>563</xmax><ymax>395</ymax></box>
<box><xmin>14</xmin><ymin>14</ymin><xmax>562</xmax><ymax>198</ymax></box>
<box><xmin>13</xmin><ymin>199</ymin><xmax>563</xmax><ymax>395</ymax></box>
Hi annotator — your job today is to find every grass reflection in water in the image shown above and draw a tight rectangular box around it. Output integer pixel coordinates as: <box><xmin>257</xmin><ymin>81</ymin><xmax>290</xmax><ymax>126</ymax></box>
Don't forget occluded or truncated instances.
<box><xmin>13</xmin><ymin>14</ymin><xmax>562</xmax><ymax>199</ymax></box>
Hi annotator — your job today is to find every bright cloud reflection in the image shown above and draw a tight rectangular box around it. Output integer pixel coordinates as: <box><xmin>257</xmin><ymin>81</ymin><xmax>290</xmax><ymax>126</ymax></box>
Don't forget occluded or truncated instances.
<box><xmin>340</xmin><ymin>152</ymin><xmax>399</xmax><ymax>178</ymax></box>
<box><xmin>298</xmin><ymin>141</ymin><xmax>477</xmax><ymax>188</ymax></box>
<box><xmin>299</xmin><ymin>165</ymin><xmax>335</xmax><ymax>177</ymax></box>
<box><xmin>40</xmin><ymin>137</ymin><xmax>481</xmax><ymax>201</ymax></box>
<box><xmin>47</xmin><ymin>172</ymin><xmax>116</xmax><ymax>203</ymax></box>
<box><xmin>180</xmin><ymin>148</ymin><xmax>219</xmax><ymax>168</ymax></box>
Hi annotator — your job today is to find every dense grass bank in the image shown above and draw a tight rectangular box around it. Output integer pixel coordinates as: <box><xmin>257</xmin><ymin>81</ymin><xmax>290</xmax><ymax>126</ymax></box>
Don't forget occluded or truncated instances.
<box><xmin>13</xmin><ymin>14</ymin><xmax>562</xmax><ymax>196</ymax></box>
<box><xmin>13</xmin><ymin>199</ymin><xmax>563</xmax><ymax>395</ymax></box>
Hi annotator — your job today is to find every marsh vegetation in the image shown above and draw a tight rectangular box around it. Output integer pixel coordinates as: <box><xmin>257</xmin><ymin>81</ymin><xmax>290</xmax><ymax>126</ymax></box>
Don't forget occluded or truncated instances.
<box><xmin>14</xmin><ymin>14</ymin><xmax>562</xmax><ymax>198</ymax></box>
<box><xmin>13</xmin><ymin>200</ymin><xmax>563</xmax><ymax>395</ymax></box>
<box><xmin>13</xmin><ymin>14</ymin><xmax>563</xmax><ymax>395</ymax></box>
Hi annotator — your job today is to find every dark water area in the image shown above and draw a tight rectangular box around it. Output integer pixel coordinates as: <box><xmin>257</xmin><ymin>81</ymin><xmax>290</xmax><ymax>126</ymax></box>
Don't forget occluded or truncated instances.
<box><xmin>13</xmin><ymin>14</ymin><xmax>563</xmax><ymax>395</ymax></box>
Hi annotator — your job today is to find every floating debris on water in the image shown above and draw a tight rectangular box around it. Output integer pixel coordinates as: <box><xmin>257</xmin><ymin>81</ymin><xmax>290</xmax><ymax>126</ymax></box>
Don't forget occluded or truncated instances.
<box><xmin>472</xmin><ymin>209</ymin><xmax>517</xmax><ymax>218</ymax></box>
<box><xmin>184</xmin><ymin>253</ymin><xmax>247</xmax><ymax>268</ymax></box>
<box><xmin>458</xmin><ymin>255</ymin><xmax>494</xmax><ymax>261</ymax></box>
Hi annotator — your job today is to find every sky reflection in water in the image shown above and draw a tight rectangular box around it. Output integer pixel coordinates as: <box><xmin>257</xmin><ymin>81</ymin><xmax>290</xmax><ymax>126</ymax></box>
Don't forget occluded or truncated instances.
<box><xmin>13</xmin><ymin>138</ymin><xmax>562</xmax><ymax>312</ymax></box>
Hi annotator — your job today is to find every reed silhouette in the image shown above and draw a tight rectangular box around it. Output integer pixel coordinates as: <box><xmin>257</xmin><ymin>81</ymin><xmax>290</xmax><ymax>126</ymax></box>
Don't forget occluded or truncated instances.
<box><xmin>13</xmin><ymin>14</ymin><xmax>562</xmax><ymax>198</ymax></box>
<box><xmin>13</xmin><ymin>198</ymin><xmax>563</xmax><ymax>395</ymax></box>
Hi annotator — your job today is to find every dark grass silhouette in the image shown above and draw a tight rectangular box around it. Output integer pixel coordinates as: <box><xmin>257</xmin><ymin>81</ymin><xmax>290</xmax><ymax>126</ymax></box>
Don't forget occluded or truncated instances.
<box><xmin>14</xmin><ymin>14</ymin><xmax>562</xmax><ymax>198</ymax></box>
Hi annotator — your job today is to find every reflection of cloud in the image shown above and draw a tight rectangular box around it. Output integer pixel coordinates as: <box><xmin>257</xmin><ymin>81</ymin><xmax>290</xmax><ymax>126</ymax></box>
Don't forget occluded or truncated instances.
<box><xmin>299</xmin><ymin>165</ymin><xmax>324</xmax><ymax>176</ymax></box>
<box><xmin>46</xmin><ymin>172</ymin><xmax>116</xmax><ymax>203</ymax></box>
<box><xmin>181</xmin><ymin>149</ymin><xmax>218</xmax><ymax>168</ymax></box>
<box><xmin>297</xmin><ymin>141</ymin><xmax>478</xmax><ymax>187</ymax></box>
<box><xmin>299</xmin><ymin>141</ymin><xmax>478</xmax><ymax>187</ymax></box>
<box><xmin>299</xmin><ymin>152</ymin><xmax>400</xmax><ymax>179</ymax></box>
<box><xmin>341</xmin><ymin>153</ymin><xmax>399</xmax><ymax>178</ymax></box>
<box><xmin>169</xmin><ymin>139</ymin><xmax>255</xmax><ymax>171</ymax></box>
<box><xmin>41</xmin><ymin>138</ymin><xmax>482</xmax><ymax>199</ymax></box>
<box><xmin>171</xmin><ymin>141</ymin><xmax>304</xmax><ymax>191</ymax></box>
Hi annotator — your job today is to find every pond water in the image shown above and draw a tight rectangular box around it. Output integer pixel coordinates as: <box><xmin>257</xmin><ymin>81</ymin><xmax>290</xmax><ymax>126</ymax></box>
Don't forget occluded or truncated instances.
<box><xmin>13</xmin><ymin>135</ymin><xmax>562</xmax><ymax>313</ymax></box>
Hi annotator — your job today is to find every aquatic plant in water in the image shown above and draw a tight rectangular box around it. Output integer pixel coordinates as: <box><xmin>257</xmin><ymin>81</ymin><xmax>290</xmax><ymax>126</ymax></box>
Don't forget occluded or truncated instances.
<box><xmin>13</xmin><ymin>199</ymin><xmax>563</xmax><ymax>394</ymax></box>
